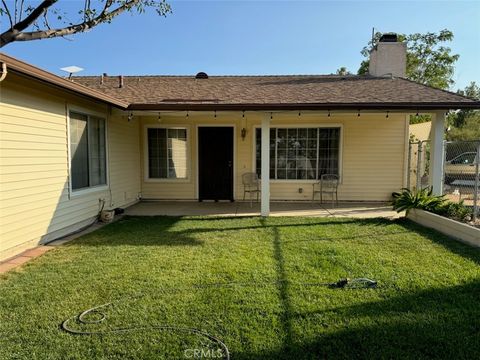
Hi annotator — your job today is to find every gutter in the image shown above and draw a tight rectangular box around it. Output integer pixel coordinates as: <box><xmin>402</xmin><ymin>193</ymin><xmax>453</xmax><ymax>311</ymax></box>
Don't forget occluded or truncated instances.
<box><xmin>0</xmin><ymin>61</ymin><xmax>7</xmax><ymax>82</ymax></box>
<box><xmin>128</xmin><ymin>101</ymin><xmax>480</xmax><ymax>112</ymax></box>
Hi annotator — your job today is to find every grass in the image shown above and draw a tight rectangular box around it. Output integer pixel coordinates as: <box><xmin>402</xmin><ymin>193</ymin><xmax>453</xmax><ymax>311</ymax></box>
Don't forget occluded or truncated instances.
<box><xmin>1</xmin><ymin>216</ymin><xmax>480</xmax><ymax>359</ymax></box>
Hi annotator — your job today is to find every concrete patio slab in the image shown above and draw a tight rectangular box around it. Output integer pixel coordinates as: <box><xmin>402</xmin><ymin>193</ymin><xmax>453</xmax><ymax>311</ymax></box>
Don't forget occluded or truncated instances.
<box><xmin>125</xmin><ymin>201</ymin><xmax>401</xmax><ymax>219</ymax></box>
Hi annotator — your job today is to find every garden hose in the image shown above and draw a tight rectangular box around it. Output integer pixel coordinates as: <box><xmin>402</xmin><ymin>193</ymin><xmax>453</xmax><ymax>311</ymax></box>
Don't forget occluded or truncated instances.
<box><xmin>61</xmin><ymin>278</ymin><xmax>376</xmax><ymax>359</ymax></box>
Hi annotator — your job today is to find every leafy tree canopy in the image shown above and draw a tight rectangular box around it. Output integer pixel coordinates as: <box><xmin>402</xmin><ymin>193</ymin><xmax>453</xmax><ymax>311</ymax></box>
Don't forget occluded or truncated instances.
<box><xmin>358</xmin><ymin>29</ymin><xmax>459</xmax><ymax>90</ymax></box>
<box><xmin>335</xmin><ymin>67</ymin><xmax>351</xmax><ymax>76</ymax></box>
<box><xmin>446</xmin><ymin>81</ymin><xmax>480</xmax><ymax>140</ymax></box>
<box><xmin>0</xmin><ymin>0</ymin><xmax>171</xmax><ymax>47</ymax></box>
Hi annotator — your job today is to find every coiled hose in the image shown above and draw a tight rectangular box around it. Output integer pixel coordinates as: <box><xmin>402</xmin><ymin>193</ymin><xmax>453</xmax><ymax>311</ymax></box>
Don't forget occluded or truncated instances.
<box><xmin>61</xmin><ymin>278</ymin><xmax>376</xmax><ymax>359</ymax></box>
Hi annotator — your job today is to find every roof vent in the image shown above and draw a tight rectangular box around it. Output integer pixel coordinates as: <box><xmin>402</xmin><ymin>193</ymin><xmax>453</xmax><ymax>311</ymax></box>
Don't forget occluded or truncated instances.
<box><xmin>379</xmin><ymin>33</ymin><xmax>399</xmax><ymax>43</ymax></box>
<box><xmin>195</xmin><ymin>72</ymin><xmax>208</xmax><ymax>79</ymax></box>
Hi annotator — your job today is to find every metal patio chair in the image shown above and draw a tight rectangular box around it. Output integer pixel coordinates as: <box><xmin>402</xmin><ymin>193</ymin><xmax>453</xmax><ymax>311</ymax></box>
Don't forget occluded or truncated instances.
<box><xmin>242</xmin><ymin>172</ymin><xmax>260</xmax><ymax>207</ymax></box>
<box><xmin>312</xmin><ymin>174</ymin><xmax>339</xmax><ymax>206</ymax></box>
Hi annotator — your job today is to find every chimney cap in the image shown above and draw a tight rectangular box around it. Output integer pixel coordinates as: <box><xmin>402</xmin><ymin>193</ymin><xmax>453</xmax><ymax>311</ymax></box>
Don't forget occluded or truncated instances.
<box><xmin>195</xmin><ymin>72</ymin><xmax>209</xmax><ymax>79</ymax></box>
<box><xmin>379</xmin><ymin>33</ymin><xmax>399</xmax><ymax>43</ymax></box>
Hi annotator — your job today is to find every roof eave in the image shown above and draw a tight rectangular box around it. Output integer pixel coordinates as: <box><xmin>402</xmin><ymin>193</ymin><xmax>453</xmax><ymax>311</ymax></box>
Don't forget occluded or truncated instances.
<box><xmin>0</xmin><ymin>53</ymin><xmax>129</xmax><ymax>109</ymax></box>
<box><xmin>128</xmin><ymin>102</ymin><xmax>480</xmax><ymax>111</ymax></box>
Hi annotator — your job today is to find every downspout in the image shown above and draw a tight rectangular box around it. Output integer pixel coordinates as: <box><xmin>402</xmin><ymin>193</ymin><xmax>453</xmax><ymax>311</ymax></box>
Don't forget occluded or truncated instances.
<box><xmin>0</xmin><ymin>62</ymin><xmax>7</xmax><ymax>82</ymax></box>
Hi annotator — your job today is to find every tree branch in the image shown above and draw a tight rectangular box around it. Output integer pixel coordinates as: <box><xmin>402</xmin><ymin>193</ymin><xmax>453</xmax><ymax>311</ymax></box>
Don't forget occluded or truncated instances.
<box><xmin>1</xmin><ymin>0</ymin><xmax>14</xmax><ymax>28</ymax></box>
<box><xmin>1</xmin><ymin>0</ymin><xmax>141</xmax><ymax>46</ymax></box>
<box><xmin>18</xmin><ymin>0</ymin><xmax>25</xmax><ymax>22</ymax></box>
<box><xmin>10</xmin><ymin>0</ymin><xmax>57</xmax><ymax>33</ymax></box>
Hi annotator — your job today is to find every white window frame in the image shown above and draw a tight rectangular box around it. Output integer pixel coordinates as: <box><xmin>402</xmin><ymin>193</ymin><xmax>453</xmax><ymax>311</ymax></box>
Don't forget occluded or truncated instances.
<box><xmin>252</xmin><ymin>123</ymin><xmax>343</xmax><ymax>183</ymax></box>
<box><xmin>143</xmin><ymin>124</ymin><xmax>191</xmax><ymax>183</ymax></box>
<box><xmin>67</xmin><ymin>106</ymin><xmax>109</xmax><ymax>197</ymax></box>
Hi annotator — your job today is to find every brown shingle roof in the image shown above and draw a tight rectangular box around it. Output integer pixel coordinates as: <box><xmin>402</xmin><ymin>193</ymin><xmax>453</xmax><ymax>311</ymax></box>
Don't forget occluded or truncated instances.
<box><xmin>72</xmin><ymin>74</ymin><xmax>480</xmax><ymax>111</ymax></box>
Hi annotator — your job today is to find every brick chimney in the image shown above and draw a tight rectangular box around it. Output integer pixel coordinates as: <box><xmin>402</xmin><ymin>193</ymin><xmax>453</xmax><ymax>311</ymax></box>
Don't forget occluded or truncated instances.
<box><xmin>369</xmin><ymin>33</ymin><xmax>406</xmax><ymax>78</ymax></box>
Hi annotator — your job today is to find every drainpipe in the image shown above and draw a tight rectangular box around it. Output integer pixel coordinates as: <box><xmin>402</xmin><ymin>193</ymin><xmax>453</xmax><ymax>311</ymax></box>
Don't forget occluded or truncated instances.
<box><xmin>0</xmin><ymin>62</ymin><xmax>7</xmax><ymax>82</ymax></box>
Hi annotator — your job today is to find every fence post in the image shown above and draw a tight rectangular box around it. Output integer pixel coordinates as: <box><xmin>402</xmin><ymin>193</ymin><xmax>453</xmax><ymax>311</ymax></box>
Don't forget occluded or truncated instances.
<box><xmin>474</xmin><ymin>144</ymin><xmax>480</xmax><ymax>222</ymax></box>
<box><xmin>416</xmin><ymin>141</ymin><xmax>423</xmax><ymax>191</ymax></box>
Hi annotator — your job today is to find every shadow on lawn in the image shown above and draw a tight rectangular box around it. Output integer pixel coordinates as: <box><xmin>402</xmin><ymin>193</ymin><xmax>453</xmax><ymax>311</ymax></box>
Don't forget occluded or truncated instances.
<box><xmin>73</xmin><ymin>216</ymin><xmax>392</xmax><ymax>246</ymax></box>
<box><xmin>78</xmin><ymin>216</ymin><xmax>399</xmax><ymax>247</ymax></box>
<box><xmin>395</xmin><ymin>218</ymin><xmax>480</xmax><ymax>266</ymax></box>
<box><xmin>75</xmin><ymin>216</ymin><xmax>205</xmax><ymax>247</ymax></box>
<box><xmin>234</xmin><ymin>279</ymin><xmax>480</xmax><ymax>359</ymax></box>
<box><xmin>242</xmin><ymin>217</ymin><xmax>480</xmax><ymax>359</ymax></box>
<box><xmin>270</xmin><ymin>221</ymin><xmax>295</xmax><ymax>356</ymax></box>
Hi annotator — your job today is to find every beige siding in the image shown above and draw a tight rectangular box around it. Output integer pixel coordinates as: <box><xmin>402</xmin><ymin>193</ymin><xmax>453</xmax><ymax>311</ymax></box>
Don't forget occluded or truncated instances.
<box><xmin>0</xmin><ymin>75</ymin><xmax>140</xmax><ymax>261</ymax></box>
<box><xmin>139</xmin><ymin>112</ymin><xmax>408</xmax><ymax>202</ymax></box>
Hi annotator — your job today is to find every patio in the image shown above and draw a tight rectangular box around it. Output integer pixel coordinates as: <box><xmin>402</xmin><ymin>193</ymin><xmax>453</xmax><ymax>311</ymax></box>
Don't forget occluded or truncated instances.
<box><xmin>125</xmin><ymin>201</ymin><xmax>400</xmax><ymax>218</ymax></box>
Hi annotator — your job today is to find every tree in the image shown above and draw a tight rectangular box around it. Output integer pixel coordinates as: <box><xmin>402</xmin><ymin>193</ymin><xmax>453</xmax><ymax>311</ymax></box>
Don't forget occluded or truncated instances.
<box><xmin>447</xmin><ymin>112</ymin><xmax>480</xmax><ymax>141</ymax></box>
<box><xmin>450</xmin><ymin>81</ymin><xmax>480</xmax><ymax>128</ymax></box>
<box><xmin>446</xmin><ymin>82</ymin><xmax>480</xmax><ymax>141</ymax></box>
<box><xmin>335</xmin><ymin>67</ymin><xmax>351</xmax><ymax>76</ymax></box>
<box><xmin>0</xmin><ymin>0</ymin><xmax>171</xmax><ymax>48</ymax></box>
<box><xmin>358</xmin><ymin>29</ymin><xmax>459</xmax><ymax>90</ymax></box>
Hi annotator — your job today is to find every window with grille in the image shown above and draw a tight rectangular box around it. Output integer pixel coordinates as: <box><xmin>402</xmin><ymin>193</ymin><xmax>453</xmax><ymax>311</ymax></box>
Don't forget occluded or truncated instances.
<box><xmin>147</xmin><ymin>128</ymin><xmax>188</xmax><ymax>179</ymax></box>
<box><xmin>255</xmin><ymin>127</ymin><xmax>340</xmax><ymax>180</ymax></box>
<box><xmin>69</xmin><ymin>112</ymin><xmax>107</xmax><ymax>191</ymax></box>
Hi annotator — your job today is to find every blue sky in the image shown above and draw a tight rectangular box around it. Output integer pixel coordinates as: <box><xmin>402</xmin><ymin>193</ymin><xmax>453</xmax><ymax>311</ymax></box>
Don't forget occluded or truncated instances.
<box><xmin>2</xmin><ymin>0</ymin><xmax>479</xmax><ymax>90</ymax></box>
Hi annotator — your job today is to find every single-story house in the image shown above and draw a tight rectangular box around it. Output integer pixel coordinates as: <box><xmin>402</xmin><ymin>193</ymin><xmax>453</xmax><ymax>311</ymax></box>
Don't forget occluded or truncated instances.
<box><xmin>1</xmin><ymin>34</ymin><xmax>479</xmax><ymax>260</ymax></box>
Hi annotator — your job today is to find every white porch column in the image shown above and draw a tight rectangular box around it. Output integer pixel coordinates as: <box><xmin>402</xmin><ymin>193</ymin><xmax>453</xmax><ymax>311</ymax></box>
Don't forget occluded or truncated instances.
<box><xmin>429</xmin><ymin>111</ymin><xmax>445</xmax><ymax>195</ymax></box>
<box><xmin>261</xmin><ymin>114</ymin><xmax>270</xmax><ymax>216</ymax></box>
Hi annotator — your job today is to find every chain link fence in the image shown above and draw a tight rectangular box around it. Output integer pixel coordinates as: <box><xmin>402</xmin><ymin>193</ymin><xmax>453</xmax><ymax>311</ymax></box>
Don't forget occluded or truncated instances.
<box><xmin>408</xmin><ymin>140</ymin><xmax>479</xmax><ymax>222</ymax></box>
<box><xmin>443</xmin><ymin>140</ymin><xmax>479</xmax><ymax>222</ymax></box>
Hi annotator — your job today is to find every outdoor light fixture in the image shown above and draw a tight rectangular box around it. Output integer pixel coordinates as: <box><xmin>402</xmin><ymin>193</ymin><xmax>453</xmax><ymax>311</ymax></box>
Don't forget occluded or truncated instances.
<box><xmin>357</xmin><ymin>110</ymin><xmax>361</xmax><ymax>117</ymax></box>
<box><xmin>158</xmin><ymin>112</ymin><xmax>162</xmax><ymax>122</ymax></box>
<box><xmin>127</xmin><ymin>112</ymin><xmax>133</xmax><ymax>122</ymax></box>
<box><xmin>386</xmin><ymin>111</ymin><xmax>389</xmax><ymax>118</ymax></box>
<box><xmin>328</xmin><ymin>110</ymin><xmax>331</xmax><ymax>117</ymax></box>
<box><xmin>186</xmin><ymin>111</ymin><xmax>189</xmax><ymax>118</ymax></box>
<box><xmin>241</xmin><ymin>128</ymin><xmax>247</xmax><ymax>140</ymax></box>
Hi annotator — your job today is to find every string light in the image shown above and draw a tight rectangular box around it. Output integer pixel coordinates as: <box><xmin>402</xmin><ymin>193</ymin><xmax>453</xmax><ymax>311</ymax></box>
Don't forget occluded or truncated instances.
<box><xmin>270</xmin><ymin>112</ymin><xmax>273</xmax><ymax>120</ymax></box>
<box><xmin>386</xmin><ymin>111</ymin><xmax>389</xmax><ymax>119</ymax></box>
<box><xmin>242</xmin><ymin>110</ymin><xmax>245</xmax><ymax>118</ymax></box>
<box><xmin>357</xmin><ymin>110</ymin><xmax>361</xmax><ymax>117</ymax></box>
<box><xmin>186</xmin><ymin>111</ymin><xmax>189</xmax><ymax>118</ymax></box>
<box><xmin>298</xmin><ymin>111</ymin><xmax>301</xmax><ymax>117</ymax></box>
<box><xmin>328</xmin><ymin>109</ymin><xmax>331</xmax><ymax>117</ymax></box>
<box><xmin>214</xmin><ymin>110</ymin><xmax>217</xmax><ymax>118</ymax></box>
<box><xmin>158</xmin><ymin>112</ymin><xmax>161</xmax><ymax>121</ymax></box>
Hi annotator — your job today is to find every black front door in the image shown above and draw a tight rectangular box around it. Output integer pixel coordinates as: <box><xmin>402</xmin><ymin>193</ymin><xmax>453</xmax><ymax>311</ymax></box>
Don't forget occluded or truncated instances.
<box><xmin>198</xmin><ymin>127</ymin><xmax>234</xmax><ymax>201</ymax></box>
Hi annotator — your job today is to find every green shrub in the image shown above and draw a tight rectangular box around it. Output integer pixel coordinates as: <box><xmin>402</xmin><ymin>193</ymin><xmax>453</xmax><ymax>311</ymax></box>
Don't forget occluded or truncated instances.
<box><xmin>392</xmin><ymin>187</ymin><xmax>446</xmax><ymax>213</ymax></box>
<box><xmin>435</xmin><ymin>200</ymin><xmax>472</xmax><ymax>222</ymax></box>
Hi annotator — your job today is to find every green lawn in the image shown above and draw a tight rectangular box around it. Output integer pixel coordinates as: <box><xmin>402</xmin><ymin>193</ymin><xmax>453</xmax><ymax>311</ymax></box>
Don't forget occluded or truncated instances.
<box><xmin>1</xmin><ymin>216</ymin><xmax>480</xmax><ymax>359</ymax></box>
